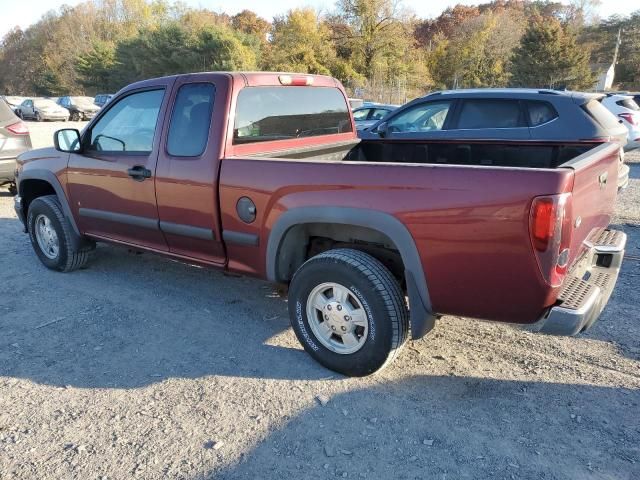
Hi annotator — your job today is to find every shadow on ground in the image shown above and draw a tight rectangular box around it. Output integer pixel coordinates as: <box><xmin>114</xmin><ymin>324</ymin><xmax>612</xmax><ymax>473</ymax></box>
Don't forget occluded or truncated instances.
<box><xmin>0</xmin><ymin>216</ymin><xmax>334</xmax><ymax>388</ymax></box>
<box><xmin>1</xmin><ymin>212</ymin><xmax>639</xmax><ymax>387</ymax></box>
<box><xmin>202</xmin><ymin>375</ymin><xmax>640</xmax><ymax>479</ymax></box>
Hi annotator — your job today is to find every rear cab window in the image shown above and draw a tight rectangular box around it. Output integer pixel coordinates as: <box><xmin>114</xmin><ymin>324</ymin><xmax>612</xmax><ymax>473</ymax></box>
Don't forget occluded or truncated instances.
<box><xmin>233</xmin><ymin>86</ymin><xmax>352</xmax><ymax>144</ymax></box>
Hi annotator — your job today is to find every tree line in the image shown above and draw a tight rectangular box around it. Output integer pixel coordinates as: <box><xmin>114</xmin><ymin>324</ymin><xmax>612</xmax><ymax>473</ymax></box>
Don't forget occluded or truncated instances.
<box><xmin>0</xmin><ymin>0</ymin><xmax>638</xmax><ymax>104</ymax></box>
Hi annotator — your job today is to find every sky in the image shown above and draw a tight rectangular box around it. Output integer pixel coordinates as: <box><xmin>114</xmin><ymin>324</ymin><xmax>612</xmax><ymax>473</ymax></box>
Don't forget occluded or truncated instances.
<box><xmin>0</xmin><ymin>0</ymin><xmax>638</xmax><ymax>38</ymax></box>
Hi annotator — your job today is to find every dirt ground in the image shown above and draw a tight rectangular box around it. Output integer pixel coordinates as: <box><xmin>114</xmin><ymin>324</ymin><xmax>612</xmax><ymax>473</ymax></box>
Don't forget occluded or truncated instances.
<box><xmin>0</xmin><ymin>122</ymin><xmax>638</xmax><ymax>479</ymax></box>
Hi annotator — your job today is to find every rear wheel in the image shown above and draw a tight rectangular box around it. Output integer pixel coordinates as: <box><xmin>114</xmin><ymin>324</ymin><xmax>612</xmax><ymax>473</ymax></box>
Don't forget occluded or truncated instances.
<box><xmin>35</xmin><ymin>112</ymin><xmax>42</xmax><ymax>122</ymax></box>
<box><xmin>288</xmin><ymin>248</ymin><xmax>409</xmax><ymax>376</ymax></box>
<box><xmin>70</xmin><ymin>111</ymin><xmax>80</xmax><ymax>121</ymax></box>
<box><xmin>27</xmin><ymin>195</ymin><xmax>91</xmax><ymax>272</ymax></box>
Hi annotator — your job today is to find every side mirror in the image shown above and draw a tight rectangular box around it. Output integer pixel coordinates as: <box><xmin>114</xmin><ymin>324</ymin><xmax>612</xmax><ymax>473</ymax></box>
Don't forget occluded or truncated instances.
<box><xmin>375</xmin><ymin>121</ymin><xmax>388</xmax><ymax>138</ymax></box>
<box><xmin>54</xmin><ymin>128</ymin><xmax>82</xmax><ymax>153</ymax></box>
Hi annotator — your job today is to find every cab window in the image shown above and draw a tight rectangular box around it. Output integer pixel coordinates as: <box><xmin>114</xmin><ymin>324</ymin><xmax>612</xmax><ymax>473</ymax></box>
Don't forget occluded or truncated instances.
<box><xmin>167</xmin><ymin>83</ymin><xmax>215</xmax><ymax>157</ymax></box>
<box><xmin>88</xmin><ymin>89</ymin><xmax>164</xmax><ymax>153</ymax></box>
<box><xmin>456</xmin><ymin>99</ymin><xmax>525</xmax><ymax>129</ymax></box>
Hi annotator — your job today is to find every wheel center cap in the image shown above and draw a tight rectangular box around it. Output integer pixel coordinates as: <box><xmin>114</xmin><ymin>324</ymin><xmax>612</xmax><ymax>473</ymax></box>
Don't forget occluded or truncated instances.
<box><xmin>325</xmin><ymin>302</ymin><xmax>350</xmax><ymax>332</ymax></box>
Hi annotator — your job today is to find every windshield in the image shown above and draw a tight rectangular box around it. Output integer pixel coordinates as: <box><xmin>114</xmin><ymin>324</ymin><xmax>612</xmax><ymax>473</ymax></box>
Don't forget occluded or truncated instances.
<box><xmin>71</xmin><ymin>96</ymin><xmax>96</xmax><ymax>107</ymax></box>
<box><xmin>34</xmin><ymin>99</ymin><xmax>59</xmax><ymax>109</ymax></box>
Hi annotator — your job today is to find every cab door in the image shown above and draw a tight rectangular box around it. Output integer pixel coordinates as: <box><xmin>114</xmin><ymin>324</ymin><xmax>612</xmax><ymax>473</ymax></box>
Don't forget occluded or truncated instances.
<box><xmin>154</xmin><ymin>75</ymin><xmax>227</xmax><ymax>265</ymax></box>
<box><xmin>66</xmin><ymin>82</ymin><xmax>174</xmax><ymax>251</ymax></box>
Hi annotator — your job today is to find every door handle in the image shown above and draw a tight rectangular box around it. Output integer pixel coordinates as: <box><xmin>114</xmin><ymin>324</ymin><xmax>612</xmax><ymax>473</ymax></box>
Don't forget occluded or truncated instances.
<box><xmin>127</xmin><ymin>165</ymin><xmax>152</xmax><ymax>181</ymax></box>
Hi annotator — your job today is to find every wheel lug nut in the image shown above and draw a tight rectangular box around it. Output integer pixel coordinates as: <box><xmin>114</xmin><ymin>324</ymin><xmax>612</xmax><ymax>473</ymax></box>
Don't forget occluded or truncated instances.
<box><xmin>341</xmin><ymin>326</ymin><xmax>347</xmax><ymax>332</ymax></box>
<box><xmin>327</xmin><ymin>305</ymin><xmax>332</xmax><ymax>311</ymax></box>
<box><xmin>324</xmin><ymin>315</ymin><xmax>329</xmax><ymax>321</ymax></box>
<box><xmin>344</xmin><ymin>315</ymin><xmax>350</xmax><ymax>321</ymax></box>
<box><xmin>337</xmin><ymin>305</ymin><xmax>342</xmax><ymax>311</ymax></box>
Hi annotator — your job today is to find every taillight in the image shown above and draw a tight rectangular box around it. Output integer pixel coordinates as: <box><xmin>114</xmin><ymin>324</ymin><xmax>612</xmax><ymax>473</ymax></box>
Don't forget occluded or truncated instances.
<box><xmin>529</xmin><ymin>193</ymin><xmax>572</xmax><ymax>287</ymax></box>
<box><xmin>618</xmin><ymin>112</ymin><xmax>638</xmax><ymax>126</ymax></box>
<box><xmin>6</xmin><ymin>121</ymin><xmax>29</xmax><ymax>135</ymax></box>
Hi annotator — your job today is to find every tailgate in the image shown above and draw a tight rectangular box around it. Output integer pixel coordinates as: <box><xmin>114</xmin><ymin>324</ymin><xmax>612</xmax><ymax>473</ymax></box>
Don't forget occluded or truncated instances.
<box><xmin>563</xmin><ymin>142</ymin><xmax>620</xmax><ymax>266</ymax></box>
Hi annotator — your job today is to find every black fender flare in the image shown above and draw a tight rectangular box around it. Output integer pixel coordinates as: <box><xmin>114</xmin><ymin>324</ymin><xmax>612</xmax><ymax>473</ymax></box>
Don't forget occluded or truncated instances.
<box><xmin>18</xmin><ymin>169</ymin><xmax>84</xmax><ymax>249</ymax></box>
<box><xmin>266</xmin><ymin>206</ymin><xmax>436</xmax><ymax>339</ymax></box>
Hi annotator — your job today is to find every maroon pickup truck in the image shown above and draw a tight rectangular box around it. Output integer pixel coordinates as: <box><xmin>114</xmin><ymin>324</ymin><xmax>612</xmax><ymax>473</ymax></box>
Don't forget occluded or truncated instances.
<box><xmin>14</xmin><ymin>72</ymin><xmax>626</xmax><ymax>376</ymax></box>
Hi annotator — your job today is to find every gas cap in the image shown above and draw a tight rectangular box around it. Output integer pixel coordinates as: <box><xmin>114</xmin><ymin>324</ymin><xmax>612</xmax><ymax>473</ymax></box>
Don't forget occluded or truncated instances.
<box><xmin>236</xmin><ymin>197</ymin><xmax>257</xmax><ymax>223</ymax></box>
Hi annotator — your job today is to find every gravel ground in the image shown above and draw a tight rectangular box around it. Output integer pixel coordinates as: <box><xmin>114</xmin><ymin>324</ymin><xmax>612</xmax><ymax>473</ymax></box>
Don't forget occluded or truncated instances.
<box><xmin>0</xmin><ymin>123</ymin><xmax>639</xmax><ymax>479</ymax></box>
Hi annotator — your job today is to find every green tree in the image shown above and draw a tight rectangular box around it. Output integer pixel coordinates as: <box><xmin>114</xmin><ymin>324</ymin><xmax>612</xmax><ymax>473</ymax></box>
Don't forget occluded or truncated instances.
<box><xmin>430</xmin><ymin>11</ymin><xmax>525</xmax><ymax>89</ymax></box>
<box><xmin>76</xmin><ymin>41</ymin><xmax>118</xmax><ymax>91</ymax></box>
<box><xmin>332</xmin><ymin>0</ymin><xmax>409</xmax><ymax>79</ymax></box>
<box><xmin>511</xmin><ymin>16</ymin><xmax>596</xmax><ymax>89</ymax></box>
<box><xmin>264</xmin><ymin>8</ymin><xmax>359</xmax><ymax>84</ymax></box>
<box><xmin>112</xmin><ymin>22</ymin><xmax>257</xmax><ymax>85</ymax></box>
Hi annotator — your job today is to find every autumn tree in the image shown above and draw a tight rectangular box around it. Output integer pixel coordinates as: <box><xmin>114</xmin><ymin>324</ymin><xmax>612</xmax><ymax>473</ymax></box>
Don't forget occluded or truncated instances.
<box><xmin>232</xmin><ymin>10</ymin><xmax>270</xmax><ymax>38</ymax></box>
<box><xmin>511</xmin><ymin>16</ymin><xmax>596</xmax><ymax>89</ymax></box>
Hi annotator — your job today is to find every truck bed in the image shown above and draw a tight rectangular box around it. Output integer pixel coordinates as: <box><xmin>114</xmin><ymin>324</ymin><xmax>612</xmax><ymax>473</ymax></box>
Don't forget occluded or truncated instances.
<box><xmin>247</xmin><ymin>139</ymin><xmax>593</xmax><ymax>169</ymax></box>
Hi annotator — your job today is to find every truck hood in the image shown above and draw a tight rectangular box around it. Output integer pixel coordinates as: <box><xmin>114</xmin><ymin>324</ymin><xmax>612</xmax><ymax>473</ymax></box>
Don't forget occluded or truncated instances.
<box><xmin>16</xmin><ymin>147</ymin><xmax>64</xmax><ymax>166</ymax></box>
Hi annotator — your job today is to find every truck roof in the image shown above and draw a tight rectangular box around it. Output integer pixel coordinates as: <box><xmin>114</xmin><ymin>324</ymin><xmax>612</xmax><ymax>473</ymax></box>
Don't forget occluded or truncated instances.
<box><xmin>121</xmin><ymin>72</ymin><xmax>341</xmax><ymax>92</ymax></box>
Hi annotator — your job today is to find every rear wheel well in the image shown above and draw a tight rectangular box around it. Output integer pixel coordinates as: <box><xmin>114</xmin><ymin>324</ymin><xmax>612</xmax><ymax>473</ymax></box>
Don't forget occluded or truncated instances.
<box><xmin>20</xmin><ymin>179</ymin><xmax>57</xmax><ymax>221</ymax></box>
<box><xmin>275</xmin><ymin>223</ymin><xmax>405</xmax><ymax>286</ymax></box>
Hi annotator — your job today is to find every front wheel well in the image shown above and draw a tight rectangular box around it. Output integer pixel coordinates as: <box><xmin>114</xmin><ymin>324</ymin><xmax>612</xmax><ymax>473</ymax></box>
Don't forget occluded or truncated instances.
<box><xmin>275</xmin><ymin>223</ymin><xmax>405</xmax><ymax>286</ymax></box>
<box><xmin>20</xmin><ymin>179</ymin><xmax>57</xmax><ymax>220</ymax></box>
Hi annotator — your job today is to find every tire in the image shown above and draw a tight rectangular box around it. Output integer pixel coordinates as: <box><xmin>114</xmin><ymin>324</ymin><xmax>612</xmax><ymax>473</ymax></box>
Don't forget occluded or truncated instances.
<box><xmin>35</xmin><ymin>112</ymin><xmax>42</xmax><ymax>122</ymax></box>
<box><xmin>288</xmin><ymin>248</ymin><xmax>409</xmax><ymax>376</ymax></box>
<box><xmin>8</xmin><ymin>183</ymin><xmax>17</xmax><ymax>196</ymax></box>
<box><xmin>16</xmin><ymin>110</ymin><xmax>22</xmax><ymax>119</ymax></box>
<box><xmin>71</xmin><ymin>112</ymin><xmax>79</xmax><ymax>121</ymax></box>
<box><xmin>27</xmin><ymin>195</ymin><xmax>91</xmax><ymax>272</ymax></box>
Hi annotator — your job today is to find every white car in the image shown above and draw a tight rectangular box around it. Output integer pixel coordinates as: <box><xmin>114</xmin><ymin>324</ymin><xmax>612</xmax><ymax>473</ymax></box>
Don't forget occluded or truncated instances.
<box><xmin>601</xmin><ymin>94</ymin><xmax>640</xmax><ymax>151</ymax></box>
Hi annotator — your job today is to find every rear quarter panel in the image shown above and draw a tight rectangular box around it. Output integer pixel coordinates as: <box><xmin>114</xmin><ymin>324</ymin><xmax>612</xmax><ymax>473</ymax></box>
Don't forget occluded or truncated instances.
<box><xmin>219</xmin><ymin>159</ymin><xmax>574</xmax><ymax>324</ymax></box>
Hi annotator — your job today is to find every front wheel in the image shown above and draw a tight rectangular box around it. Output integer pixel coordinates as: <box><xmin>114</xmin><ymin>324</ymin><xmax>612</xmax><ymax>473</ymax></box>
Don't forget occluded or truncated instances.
<box><xmin>288</xmin><ymin>248</ymin><xmax>408</xmax><ymax>376</ymax></box>
<box><xmin>27</xmin><ymin>195</ymin><xmax>91</xmax><ymax>272</ymax></box>
<box><xmin>35</xmin><ymin>112</ymin><xmax>42</xmax><ymax>122</ymax></box>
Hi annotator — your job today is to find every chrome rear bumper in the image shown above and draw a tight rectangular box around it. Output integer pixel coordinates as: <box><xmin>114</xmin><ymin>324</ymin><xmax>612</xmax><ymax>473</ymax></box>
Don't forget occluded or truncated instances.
<box><xmin>537</xmin><ymin>228</ymin><xmax>626</xmax><ymax>336</ymax></box>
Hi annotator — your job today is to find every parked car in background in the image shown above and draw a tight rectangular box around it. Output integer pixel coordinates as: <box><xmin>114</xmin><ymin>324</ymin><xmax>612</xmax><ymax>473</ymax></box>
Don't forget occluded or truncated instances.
<box><xmin>352</xmin><ymin>104</ymin><xmax>397</xmax><ymax>130</ymax></box>
<box><xmin>348</xmin><ymin>98</ymin><xmax>364</xmax><ymax>109</ymax></box>
<box><xmin>1</xmin><ymin>96</ymin><xmax>25</xmax><ymax>113</ymax></box>
<box><xmin>360</xmin><ymin>88</ymin><xmax>630</xmax><ymax>188</ymax></box>
<box><xmin>57</xmin><ymin>96</ymin><xmax>100</xmax><ymax>121</ymax></box>
<box><xmin>13</xmin><ymin>72</ymin><xmax>627</xmax><ymax>376</ymax></box>
<box><xmin>600</xmin><ymin>93</ymin><xmax>640</xmax><ymax>151</ymax></box>
<box><xmin>0</xmin><ymin>98</ymin><xmax>31</xmax><ymax>195</ymax></box>
<box><xmin>94</xmin><ymin>94</ymin><xmax>113</xmax><ymax>108</ymax></box>
<box><xmin>16</xmin><ymin>98</ymin><xmax>70</xmax><ymax>122</ymax></box>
